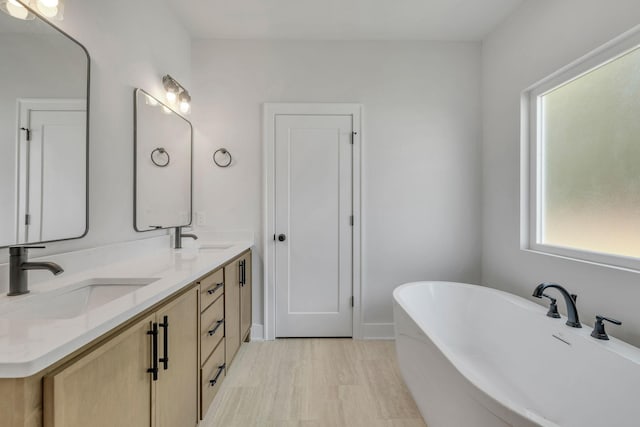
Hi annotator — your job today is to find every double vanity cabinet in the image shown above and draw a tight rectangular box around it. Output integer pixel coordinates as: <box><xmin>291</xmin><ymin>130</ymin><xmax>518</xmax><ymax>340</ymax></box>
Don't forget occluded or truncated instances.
<box><xmin>0</xmin><ymin>249</ymin><xmax>252</xmax><ymax>427</ymax></box>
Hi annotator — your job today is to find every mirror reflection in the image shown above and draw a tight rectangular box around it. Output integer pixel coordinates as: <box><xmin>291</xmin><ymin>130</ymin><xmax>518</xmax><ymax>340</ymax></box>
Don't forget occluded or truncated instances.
<box><xmin>134</xmin><ymin>89</ymin><xmax>192</xmax><ymax>231</ymax></box>
<box><xmin>0</xmin><ymin>10</ymin><xmax>89</xmax><ymax>247</ymax></box>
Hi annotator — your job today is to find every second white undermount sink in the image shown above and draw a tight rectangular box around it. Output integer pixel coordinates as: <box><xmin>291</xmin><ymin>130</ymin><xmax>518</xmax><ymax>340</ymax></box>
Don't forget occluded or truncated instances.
<box><xmin>198</xmin><ymin>243</ymin><xmax>233</xmax><ymax>251</ymax></box>
<box><xmin>0</xmin><ymin>277</ymin><xmax>159</xmax><ymax>320</ymax></box>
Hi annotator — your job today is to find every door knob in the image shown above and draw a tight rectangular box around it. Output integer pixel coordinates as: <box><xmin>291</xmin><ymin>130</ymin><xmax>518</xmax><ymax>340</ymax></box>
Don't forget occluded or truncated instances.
<box><xmin>278</xmin><ymin>234</ymin><xmax>286</xmax><ymax>242</ymax></box>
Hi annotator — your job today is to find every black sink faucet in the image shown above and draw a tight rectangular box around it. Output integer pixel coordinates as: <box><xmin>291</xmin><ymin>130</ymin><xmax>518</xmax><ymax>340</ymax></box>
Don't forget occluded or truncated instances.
<box><xmin>8</xmin><ymin>246</ymin><xmax>64</xmax><ymax>296</ymax></box>
<box><xmin>532</xmin><ymin>282</ymin><xmax>581</xmax><ymax>328</ymax></box>
<box><xmin>173</xmin><ymin>226</ymin><xmax>198</xmax><ymax>249</ymax></box>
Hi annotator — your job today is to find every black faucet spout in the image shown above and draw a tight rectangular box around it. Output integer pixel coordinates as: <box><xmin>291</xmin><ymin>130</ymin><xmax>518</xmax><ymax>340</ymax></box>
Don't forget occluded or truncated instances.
<box><xmin>21</xmin><ymin>261</ymin><xmax>64</xmax><ymax>275</ymax></box>
<box><xmin>533</xmin><ymin>282</ymin><xmax>581</xmax><ymax>328</ymax></box>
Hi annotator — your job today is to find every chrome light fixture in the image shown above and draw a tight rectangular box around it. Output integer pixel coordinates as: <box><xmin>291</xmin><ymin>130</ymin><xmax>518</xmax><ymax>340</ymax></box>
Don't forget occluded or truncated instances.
<box><xmin>162</xmin><ymin>74</ymin><xmax>191</xmax><ymax>114</ymax></box>
<box><xmin>0</xmin><ymin>0</ymin><xmax>64</xmax><ymax>20</ymax></box>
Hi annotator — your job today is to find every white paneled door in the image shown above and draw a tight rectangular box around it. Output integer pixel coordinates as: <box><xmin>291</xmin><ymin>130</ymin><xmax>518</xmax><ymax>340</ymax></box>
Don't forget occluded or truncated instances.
<box><xmin>18</xmin><ymin>100</ymin><xmax>86</xmax><ymax>243</ymax></box>
<box><xmin>275</xmin><ymin>114</ymin><xmax>353</xmax><ymax>337</ymax></box>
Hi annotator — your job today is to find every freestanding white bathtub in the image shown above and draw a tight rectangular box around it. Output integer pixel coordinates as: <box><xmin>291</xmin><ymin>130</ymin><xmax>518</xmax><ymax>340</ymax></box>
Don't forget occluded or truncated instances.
<box><xmin>393</xmin><ymin>281</ymin><xmax>640</xmax><ymax>427</ymax></box>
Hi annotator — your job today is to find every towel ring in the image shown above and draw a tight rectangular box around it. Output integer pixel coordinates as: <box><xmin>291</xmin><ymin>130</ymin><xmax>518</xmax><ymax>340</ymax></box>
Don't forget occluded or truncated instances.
<box><xmin>213</xmin><ymin>148</ymin><xmax>232</xmax><ymax>168</ymax></box>
<box><xmin>151</xmin><ymin>147</ymin><xmax>170</xmax><ymax>167</ymax></box>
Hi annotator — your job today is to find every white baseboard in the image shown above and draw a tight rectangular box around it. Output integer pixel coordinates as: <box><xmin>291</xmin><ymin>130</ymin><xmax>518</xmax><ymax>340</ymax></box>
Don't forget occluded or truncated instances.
<box><xmin>252</xmin><ymin>322</ymin><xmax>393</xmax><ymax>340</ymax></box>
<box><xmin>251</xmin><ymin>323</ymin><xmax>264</xmax><ymax>341</ymax></box>
<box><xmin>361</xmin><ymin>322</ymin><xmax>395</xmax><ymax>340</ymax></box>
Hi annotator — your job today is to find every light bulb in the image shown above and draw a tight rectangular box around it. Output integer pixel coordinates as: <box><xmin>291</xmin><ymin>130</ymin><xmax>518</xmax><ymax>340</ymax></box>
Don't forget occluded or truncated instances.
<box><xmin>36</xmin><ymin>1</ymin><xmax>57</xmax><ymax>17</ymax></box>
<box><xmin>6</xmin><ymin>0</ymin><xmax>29</xmax><ymax>19</ymax></box>
<box><xmin>178</xmin><ymin>91</ymin><xmax>191</xmax><ymax>114</ymax></box>
<box><xmin>162</xmin><ymin>75</ymin><xmax>180</xmax><ymax>104</ymax></box>
<box><xmin>39</xmin><ymin>0</ymin><xmax>58</xmax><ymax>7</ymax></box>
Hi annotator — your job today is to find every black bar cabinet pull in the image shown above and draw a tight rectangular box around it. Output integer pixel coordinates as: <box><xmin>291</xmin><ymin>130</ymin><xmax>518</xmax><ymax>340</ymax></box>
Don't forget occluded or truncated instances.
<box><xmin>147</xmin><ymin>322</ymin><xmax>159</xmax><ymax>381</ymax></box>
<box><xmin>207</xmin><ymin>282</ymin><xmax>224</xmax><ymax>295</ymax></box>
<box><xmin>159</xmin><ymin>315</ymin><xmax>169</xmax><ymax>370</ymax></box>
<box><xmin>208</xmin><ymin>319</ymin><xmax>224</xmax><ymax>336</ymax></box>
<box><xmin>239</xmin><ymin>260</ymin><xmax>245</xmax><ymax>286</ymax></box>
<box><xmin>209</xmin><ymin>364</ymin><xmax>226</xmax><ymax>386</ymax></box>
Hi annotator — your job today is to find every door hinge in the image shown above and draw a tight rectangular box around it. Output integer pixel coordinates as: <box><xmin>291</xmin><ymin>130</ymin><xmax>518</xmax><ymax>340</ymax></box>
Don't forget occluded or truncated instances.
<box><xmin>350</xmin><ymin>296</ymin><xmax>354</xmax><ymax>307</ymax></box>
<box><xmin>349</xmin><ymin>215</ymin><xmax>354</xmax><ymax>226</ymax></box>
<box><xmin>25</xmin><ymin>214</ymin><xmax>31</xmax><ymax>226</ymax></box>
<box><xmin>20</xmin><ymin>127</ymin><xmax>31</xmax><ymax>142</ymax></box>
<box><xmin>351</xmin><ymin>131</ymin><xmax>357</xmax><ymax>145</ymax></box>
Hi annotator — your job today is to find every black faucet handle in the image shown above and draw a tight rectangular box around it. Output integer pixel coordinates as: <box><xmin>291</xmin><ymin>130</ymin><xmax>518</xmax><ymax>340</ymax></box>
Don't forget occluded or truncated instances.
<box><xmin>591</xmin><ymin>315</ymin><xmax>622</xmax><ymax>340</ymax></box>
<box><xmin>541</xmin><ymin>293</ymin><xmax>561</xmax><ymax>318</ymax></box>
<box><xmin>596</xmin><ymin>315</ymin><xmax>621</xmax><ymax>326</ymax></box>
<box><xmin>541</xmin><ymin>293</ymin><xmax>556</xmax><ymax>304</ymax></box>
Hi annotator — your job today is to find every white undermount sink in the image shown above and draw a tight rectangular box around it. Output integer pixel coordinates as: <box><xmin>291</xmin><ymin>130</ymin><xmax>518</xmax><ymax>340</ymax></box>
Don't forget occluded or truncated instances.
<box><xmin>0</xmin><ymin>277</ymin><xmax>159</xmax><ymax>320</ymax></box>
<box><xmin>198</xmin><ymin>243</ymin><xmax>233</xmax><ymax>251</ymax></box>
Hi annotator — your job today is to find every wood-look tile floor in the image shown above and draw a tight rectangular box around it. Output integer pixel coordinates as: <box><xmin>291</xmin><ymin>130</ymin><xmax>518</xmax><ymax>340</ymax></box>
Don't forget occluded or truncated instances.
<box><xmin>202</xmin><ymin>339</ymin><xmax>427</xmax><ymax>427</ymax></box>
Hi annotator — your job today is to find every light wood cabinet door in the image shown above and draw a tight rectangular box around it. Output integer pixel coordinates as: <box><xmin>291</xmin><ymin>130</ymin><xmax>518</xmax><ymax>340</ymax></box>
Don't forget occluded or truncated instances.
<box><xmin>155</xmin><ymin>288</ymin><xmax>199</xmax><ymax>427</ymax></box>
<box><xmin>43</xmin><ymin>314</ymin><xmax>154</xmax><ymax>427</ymax></box>
<box><xmin>240</xmin><ymin>252</ymin><xmax>252</xmax><ymax>342</ymax></box>
<box><xmin>224</xmin><ymin>260</ymin><xmax>241</xmax><ymax>366</ymax></box>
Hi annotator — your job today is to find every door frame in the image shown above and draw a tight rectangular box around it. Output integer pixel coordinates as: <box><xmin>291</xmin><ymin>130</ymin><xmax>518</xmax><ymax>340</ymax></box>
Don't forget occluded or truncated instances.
<box><xmin>263</xmin><ymin>103</ymin><xmax>363</xmax><ymax>340</ymax></box>
<box><xmin>16</xmin><ymin>98</ymin><xmax>87</xmax><ymax>243</ymax></box>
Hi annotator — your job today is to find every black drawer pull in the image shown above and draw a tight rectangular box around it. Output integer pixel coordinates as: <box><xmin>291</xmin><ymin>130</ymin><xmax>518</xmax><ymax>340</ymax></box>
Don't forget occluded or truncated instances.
<box><xmin>159</xmin><ymin>315</ymin><xmax>169</xmax><ymax>370</ymax></box>
<box><xmin>209</xmin><ymin>364</ymin><xmax>226</xmax><ymax>387</ymax></box>
<box><xmin>206</xmin><ymin>282</ymin><xmax>224</xmax><ymax>295</ymax></box>
<box><xmin>239</xmin><ymin>260</ymin><xmax>246</xmax><ymax>286</ymax></box>
<box><xmin>147</xmin><ymin>322</ymin><xmax>159</xmax><ymax>381</ymax></box>
<box><xmin>208</xmin><ymin>319</ymin><xmax>224</xmax><ymax>336</ymax></box>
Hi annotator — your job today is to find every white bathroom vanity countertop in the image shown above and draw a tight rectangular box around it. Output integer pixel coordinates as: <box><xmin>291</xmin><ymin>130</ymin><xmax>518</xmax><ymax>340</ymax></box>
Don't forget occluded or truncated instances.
<box><xmin>0</xmin><ymin>238</ymin><xmax>253</xmax><ymax>378</ymax></box>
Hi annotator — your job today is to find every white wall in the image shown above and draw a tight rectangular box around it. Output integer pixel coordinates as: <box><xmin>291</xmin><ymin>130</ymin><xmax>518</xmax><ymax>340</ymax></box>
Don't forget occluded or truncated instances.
<box><xmin>191</xmin><ymin>40</ymin><xmax>482</xmax><ymax>336</ymax></box>
<box><xmin>482</xmin><ymin>0</ymin><xmax>640</xmax><ymax>345</ymax></box>
<box><xmin>0</xmin><ymin>0</ymin><xmax>190</xmax><ymax>287</ymax></box>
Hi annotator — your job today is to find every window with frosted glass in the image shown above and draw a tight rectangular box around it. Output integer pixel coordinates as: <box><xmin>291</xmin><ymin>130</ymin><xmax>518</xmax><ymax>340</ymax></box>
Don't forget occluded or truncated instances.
<box><xmin>538</xmin><ymin>46</ymin><xmax>640</xmax><ymax>258</ymax></box>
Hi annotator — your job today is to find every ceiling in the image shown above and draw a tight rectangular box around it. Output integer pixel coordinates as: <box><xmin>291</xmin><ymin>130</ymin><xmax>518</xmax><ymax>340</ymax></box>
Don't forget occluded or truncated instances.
<box><xmin>165</xmin><ymin>0</ymin><xmax>524</xmax><ymax>41</ymax></box>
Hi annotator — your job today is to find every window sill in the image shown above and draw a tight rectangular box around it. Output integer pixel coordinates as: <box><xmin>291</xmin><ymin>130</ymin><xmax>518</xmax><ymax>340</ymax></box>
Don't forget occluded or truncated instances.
<box><xmin>522</xmin><ymin>245</ymin><xmax>640</xmax><ymax>275</ymax></box>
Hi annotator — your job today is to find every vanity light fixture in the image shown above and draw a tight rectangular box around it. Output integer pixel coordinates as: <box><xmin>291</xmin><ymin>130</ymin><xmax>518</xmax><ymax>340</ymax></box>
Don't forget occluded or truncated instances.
<box><xmin>162</xmin><ymin>74</ymin><xmax>191</xmax><ymax>114</ymax></box>
<box><xmin>0</xmin><ymin>0</ymin><xmax>64</xmax><ymax>20</ymax></box>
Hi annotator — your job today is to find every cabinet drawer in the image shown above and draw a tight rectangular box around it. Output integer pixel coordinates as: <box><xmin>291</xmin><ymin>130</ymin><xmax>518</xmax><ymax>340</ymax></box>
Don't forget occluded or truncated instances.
<box><xmin>199</xmin><ymin>268</ymin><xmax>224</xmax><ymax>312</ymax></box>
<box><xmin>201</xmin><ymin>296</ymin><xmax>224</xmax><ymax>363</ymax></box>
<box><xmin>201</xmin><ymin>340</ymin><xmax>225</xmax><ymax>419</ymax></box>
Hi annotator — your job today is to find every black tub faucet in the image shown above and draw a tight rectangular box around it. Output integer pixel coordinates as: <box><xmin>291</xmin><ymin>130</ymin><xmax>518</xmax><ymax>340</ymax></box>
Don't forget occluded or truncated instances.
<box><xmin>532</xmin><ymin>282</ymin><xmax>581</xmax><ymax>328</ymax></box>
<box><xmin>8</xmin><ymin>246</ymin><xmax>64</xmax><ymax>296</ymax></box>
